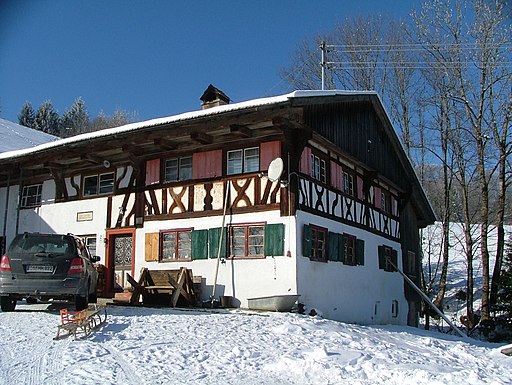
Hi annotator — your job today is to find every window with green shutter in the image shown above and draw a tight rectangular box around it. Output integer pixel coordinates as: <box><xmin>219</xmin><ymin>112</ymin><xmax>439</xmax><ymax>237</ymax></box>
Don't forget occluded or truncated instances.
<box><xmin>302</xmin><ymin>224</ymin><xmax>312</xmax><ymax>258</ymax></box>
<box><xmin>264</xmin><ymin>223</ymin><xmax>284</xmax><ymax>257</ymax></box>
<box><xmin>378</xmin><ymin>245</ymin><xmax>397</xmax><ymax>272</ymax></box>
<box><xmin>328</xmin><ymin>232</ymin><xmax>339</xmax><ymax>261</ymax></box>
<box><xmin>356</xmin><ymin>239</ymin><xmax>365</xmax><ymax>266</ymax></box>
<box><xmin>191</xmin><ymin>229</ymin><xmax>208</xmax><ymax>260</ymax></box>
<box><xmin>303</xmin><ymin>224</ymin><xmax>327</xmax><ymax>262</ymax></box>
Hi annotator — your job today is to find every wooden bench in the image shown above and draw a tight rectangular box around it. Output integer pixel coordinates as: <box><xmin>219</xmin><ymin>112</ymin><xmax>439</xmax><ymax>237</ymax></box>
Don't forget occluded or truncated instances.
<box><xmin>54</xmin><ymin>304</ymin><xmax>107</xmax><ymax>340</ymax></box>
<box><xmin>127</xmin><ymin>267</ymin><xmax>199</xmax><ymax>307</ymax></box>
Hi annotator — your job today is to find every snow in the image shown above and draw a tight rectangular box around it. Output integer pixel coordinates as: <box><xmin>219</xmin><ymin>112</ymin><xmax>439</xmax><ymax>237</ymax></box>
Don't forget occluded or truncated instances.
<box><xmin>0</xmin><ymin>118</ymin><xmax>58</xmax><ymax>153</ymax></box>
<box><xmin>0</xmin><ymin>302</ymin><xmax>510</xmax><ymax>385</ymax></box>
<box><xmin>0</xmin><ymin>90</ymin><xmax>376</xmax><ymax>161</ymax></box>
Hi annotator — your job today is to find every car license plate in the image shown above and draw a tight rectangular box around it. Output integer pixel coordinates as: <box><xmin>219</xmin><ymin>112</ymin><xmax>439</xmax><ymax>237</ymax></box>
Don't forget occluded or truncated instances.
<box><xmin>26</xmin><ymin>265</ymin><xmax>54</xmax><ymax>273</ymax></box>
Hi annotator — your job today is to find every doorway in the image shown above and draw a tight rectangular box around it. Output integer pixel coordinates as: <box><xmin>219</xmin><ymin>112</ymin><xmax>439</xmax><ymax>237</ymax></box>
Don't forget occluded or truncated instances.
<box><xmin>105</xmin><ymin>228</ymin><xmax>135</xmax><ymax>295</ymax></box>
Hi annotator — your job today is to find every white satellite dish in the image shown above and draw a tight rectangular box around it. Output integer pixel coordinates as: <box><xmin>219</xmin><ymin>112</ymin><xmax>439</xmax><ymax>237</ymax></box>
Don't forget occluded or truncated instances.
<box><xmin>267</xmin><ymin>157</ymin><xmax>284</xmax><ymax>182</ymax></box>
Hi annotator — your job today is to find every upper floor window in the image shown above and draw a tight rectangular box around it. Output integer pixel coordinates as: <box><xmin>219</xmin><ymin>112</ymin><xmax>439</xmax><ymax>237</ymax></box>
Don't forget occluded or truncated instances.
<box><xmin>165</xmin><ymin>156</ymin><xmax>192</xmax><ymax>182</ymax></box>
<box><xmin>160</xmin><ymin>228</ymin><xmax>192</xmax><ymax>261</ymax></box>
<box><xmin>311</xmin><ymin>154</ymin><xmax>326</xmax><ymax>183</ymax></box>
<box><xmin>227</xmin><ymin>147</ymin><xmax>259</xmax><ymax>175</ymax></box>
<box><xmin>229</xmin><ymin>223</ymin><xmax>265</xmax><ymax>258</ymax></box>
<box><xmin>21</xmin><ymin>183</ymin><xmax>43</xmax><ymax>208</ymax></box>
<box><xmin>83</xmin><ymin>172</ymin><xmax>114</xmax><ymax>196</ymax></box>
<box><xmin>343</xmin><ymin>171</ymin><xmax>354</xmax><ymax>196</ymax></box>
<box><xmin>381</xmin><ymin>190</ymin><xmax>391</xmax><ymax>213</ymax></box>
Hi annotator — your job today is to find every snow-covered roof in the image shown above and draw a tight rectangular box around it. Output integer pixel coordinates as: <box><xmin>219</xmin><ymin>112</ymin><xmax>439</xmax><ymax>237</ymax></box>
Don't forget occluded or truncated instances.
<box><xmin>0</xmin><ymin>118</ymin><xmax>59</xmax><ymax>154</ymax></box>
<box><xmin>0</xmin><ymin>90</ymin><xmax>376</xmax><ymax>161</ymax></box>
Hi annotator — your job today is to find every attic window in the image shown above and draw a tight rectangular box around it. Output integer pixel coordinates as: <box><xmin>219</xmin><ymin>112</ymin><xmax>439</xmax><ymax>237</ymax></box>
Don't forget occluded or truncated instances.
<box><xmin>227</xmin><ymin>147</ymin><xmax>259</xmax><ymax>175</ymax></box>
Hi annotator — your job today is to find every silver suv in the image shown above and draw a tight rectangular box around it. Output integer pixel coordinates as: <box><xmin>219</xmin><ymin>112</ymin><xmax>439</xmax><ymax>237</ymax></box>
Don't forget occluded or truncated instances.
<box><xmin>0</xmin><ymin>233</ymin><xmax>100</xmax><ymax>312</ymax></box>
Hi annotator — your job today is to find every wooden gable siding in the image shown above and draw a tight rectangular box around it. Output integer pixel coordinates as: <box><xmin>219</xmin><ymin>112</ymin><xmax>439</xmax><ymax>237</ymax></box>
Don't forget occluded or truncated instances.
<box><xmin>304</xmin><ymin>102</ymin><xmax>406</xmax><ymax>192</ymax></box>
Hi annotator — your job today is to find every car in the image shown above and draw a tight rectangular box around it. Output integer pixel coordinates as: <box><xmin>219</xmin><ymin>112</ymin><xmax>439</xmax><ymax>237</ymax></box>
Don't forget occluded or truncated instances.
<box><xmin>0</xmin><ymin>232</ymin><xmax>100</xmax><ymax>312</ymax></box>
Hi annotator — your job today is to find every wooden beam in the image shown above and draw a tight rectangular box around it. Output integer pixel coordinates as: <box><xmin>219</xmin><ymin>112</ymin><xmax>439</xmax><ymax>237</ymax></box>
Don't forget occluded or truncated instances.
<box><xmin>190</xmin><ymin>132</ymin><xmax>213</xmax><ymax>144</ymax></box>
<box><xmin>153</xmin><ymin>138</ymin><xmax>178</xmax><ymax>151</ymax></box>
<box><xmin>230</xmin><ymin>124</ymin><xmax>252</xmax><ymax>138</ymax></box>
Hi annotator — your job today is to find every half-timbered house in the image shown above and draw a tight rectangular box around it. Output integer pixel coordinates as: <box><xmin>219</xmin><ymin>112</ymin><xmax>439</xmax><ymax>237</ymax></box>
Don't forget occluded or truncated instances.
<box><xmin>0</xmin><ymin>88</ymin><xmax>435</xmax><ymax>325</ymax></box>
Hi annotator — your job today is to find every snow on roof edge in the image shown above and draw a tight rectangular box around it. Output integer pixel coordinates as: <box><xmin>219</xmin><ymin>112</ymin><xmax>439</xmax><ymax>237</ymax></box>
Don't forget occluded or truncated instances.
<box><xmin>0</xmin><ymin>90</ymin><xmax>377</xmax><ymax>161</ymax></box>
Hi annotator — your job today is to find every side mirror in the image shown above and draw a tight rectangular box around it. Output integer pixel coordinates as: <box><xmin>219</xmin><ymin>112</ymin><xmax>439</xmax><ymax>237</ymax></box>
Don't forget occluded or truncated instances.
<box><xmin>91</xmin><ymin>255</ymin><xmax>101</xmax><ymax>263</ymax></box>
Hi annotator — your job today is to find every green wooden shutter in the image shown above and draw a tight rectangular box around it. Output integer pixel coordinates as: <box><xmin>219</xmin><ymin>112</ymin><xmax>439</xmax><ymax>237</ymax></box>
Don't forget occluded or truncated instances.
<box><xmin>391</xmin><ymin>249</ymin><xmax>398</xmax><ymax>271</ymax></box>
<box><xmin>264</xmin><ymin>223</ymin><xmax>284</xmax><ymax>256</ymax></box>
<box><xmin>378</xmin><ymin>245</ymin><xmax>386</xmax><ymax>270</ymax></box>
<box><xmin>356</xmin><ymin>239</ymin><xmax>365</xmax><ymax>266</ymax></box>
<box><xmin>191</xmin><ymin>229</ymin><xmax>208</xmax><ymax>260</ymax></box>
<box><xmin>328</xmin><ymin>232</ymin><xmax>339</xmax><ymax>261</ymax></box>
<box><xmin>209</xmin><ymin>227</ymin><xmax>226</xmax><ymax>259</ymax></box>
<box><xmin>302</xmin><ymin>224</ymin><xmax>312</xmax><ymax>257</ymax></box>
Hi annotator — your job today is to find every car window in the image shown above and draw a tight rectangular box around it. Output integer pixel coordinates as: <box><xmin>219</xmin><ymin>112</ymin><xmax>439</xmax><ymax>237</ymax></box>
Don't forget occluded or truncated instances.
<box><xmin>8</xmin><ymin>235</ymin><xmax>75</xmax><ymax>255</ymax></box>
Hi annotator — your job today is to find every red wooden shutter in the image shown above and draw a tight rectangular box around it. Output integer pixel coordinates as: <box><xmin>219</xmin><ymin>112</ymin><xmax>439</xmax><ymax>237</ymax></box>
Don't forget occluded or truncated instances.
<box><xmin>330</xmin><ymin>162</ymin><xmax>343</xmax><ymax>190</ymax></box>
<box><xmin>260</xmin><ymin>141</ymin><xmax>281</xmax><ymax>171</ymax></box>
<box><xmin>357</xmin><ymin>175</ymin><xmax>364</xmax><ymax>200</ymax></box>
<box><xmin>145</xmin><ymin>159</ymin><xmax>160</xmax><ymax>186</ymax></box>
<box><xmin>299</xmin><ymin>147</ymin><xmax>312</xmax><ymax>175</ymax></box>
<box><xmin>193</xmin><ymin>150</ymin><xmax>222</xmax><ymax>179</ymax></box>
<box><xmin>374</xmin><ymin>186</ymin><xmax>382</xmax><ymax>208</ymax></box>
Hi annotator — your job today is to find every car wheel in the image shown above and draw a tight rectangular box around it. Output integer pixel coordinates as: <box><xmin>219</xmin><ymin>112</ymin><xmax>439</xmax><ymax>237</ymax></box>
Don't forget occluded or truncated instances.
<box><xmin>25</xmin><ymin>297</ymin><xmax>38</xmax><ymax>304</ymax></box>
<box><xmin>1</xmin><ymin>296</ymin><xmax>17</xmax><ymax>312</ymax></box>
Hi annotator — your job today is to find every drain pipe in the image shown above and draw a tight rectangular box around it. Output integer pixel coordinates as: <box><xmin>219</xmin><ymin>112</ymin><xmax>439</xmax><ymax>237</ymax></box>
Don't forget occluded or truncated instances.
<box><xmin>211</xmin><ymin>180</ymin><xmax>230</xmax><ymax>306</ymax></box>
<box><xmin>387</xmin><ymin>257</ymin><xmax>469</xmax><ymax>340</ymax></box>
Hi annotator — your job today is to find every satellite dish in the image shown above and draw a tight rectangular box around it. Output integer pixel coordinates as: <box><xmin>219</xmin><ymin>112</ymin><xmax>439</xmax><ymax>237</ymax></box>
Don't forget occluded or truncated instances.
<box><xmin>103</xmin><ymin>160</ymin><xmax>111</xmax><ymax>169</ymax></box>
<box><xmin>267</xmin><ymin>157</ymin><xmax>284</xmax><ymax>182</ymax></box>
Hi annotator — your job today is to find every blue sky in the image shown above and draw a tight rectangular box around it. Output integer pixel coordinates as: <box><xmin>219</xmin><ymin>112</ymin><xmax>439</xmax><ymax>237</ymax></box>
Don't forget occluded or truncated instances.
<box><xmin>0</xmin><ymin>1</ymin><xmax>419</xmax><ymax>124</ymax></box>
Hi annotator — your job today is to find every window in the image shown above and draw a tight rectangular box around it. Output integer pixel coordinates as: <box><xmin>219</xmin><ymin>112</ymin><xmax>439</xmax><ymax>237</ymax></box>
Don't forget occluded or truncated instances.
<box><xmin>311</xmin><ymin>154</ymin><xmax>326</xmax><ymax>183</ymax></box>
<box><xmin>406</xmin><ymin>251</ymin><xmax>416</xmax><ymax>276</ymax></box>
<box><xmin>21</xmin><ymin>183</ymin><xmax>42</xmax><ymax>208</ymax></box>
<box><xmin>229</xmin><ymin>224</ymin><xmax>265</xmax><ymax>258</ymax></box>
<box><xmin>82</xmin><ymin>236</ymin><xmax>97</xmax><ymax>256</ymax></box>
<box><xmin>381</xmin><ymin>190</ymin><xmax>391</xmax><ymax>213</ymax></box>
<box><xmin>343</xmin><ymin>172</ymin><xmax>354</xmax><ymax>196</ymax></box>
<box><xmin>227</xmin><ymin>147</ymin><xmax>260</xmax><ymax>175</ymax></box>
<box><xmin>83</xmin><ymin>173</ymin><xmax>114</xmax><ymax>196</ymax></box>
<box><xmin>165</xmin><ymin>156</ymin><xmax>192</xmax><ymax>182</ymax></box>
<box><xmin>343</xmin><ymin>234</ymin><xmax>357</xmax><ymax>266</ymax></box>
<box><xmin>391</xmin><ymin>300</ymin><xmax>399</xmax><ymax>318</ymax></box>
<box><xmin>160</xmin><ymin>229</ymin><xmax>192</xmax><ymax>261</ymax></box>
<box><xmin>378</xmin><ymin>245</ymin><xmax>398</xmax><ymax>272</ymax></box>
<box><xmin>303</xmin><ymin>224</ymin><xmax>327</xmax><ymax>262</ymax></box>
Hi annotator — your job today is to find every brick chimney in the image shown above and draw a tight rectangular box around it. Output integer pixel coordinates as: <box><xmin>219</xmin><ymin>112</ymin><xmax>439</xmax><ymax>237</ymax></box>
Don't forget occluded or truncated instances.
<box><xmin>200</xmin><ymin>84</ymin><xmax>230</xmax><ymax>109</ymax></box>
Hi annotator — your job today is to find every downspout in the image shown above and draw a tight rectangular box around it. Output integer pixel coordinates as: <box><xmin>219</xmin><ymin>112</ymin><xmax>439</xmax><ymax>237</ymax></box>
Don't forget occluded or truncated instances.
<box><xmin>2</xmin><ymin>170</ymin><xmax>10</xmax><ymax>253</ymax></box>
<box><xmin>15</xmin><ymin>167</ymin><xmax>23</xmax><ymax>236</ymax></box>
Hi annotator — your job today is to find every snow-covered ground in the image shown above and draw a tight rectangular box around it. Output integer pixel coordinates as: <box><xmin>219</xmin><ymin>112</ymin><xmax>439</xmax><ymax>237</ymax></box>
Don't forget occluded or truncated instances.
<box><xmin>0</xmin><ymin>301</ymin><xmax>510</xmax><ymax>385</ymax></box>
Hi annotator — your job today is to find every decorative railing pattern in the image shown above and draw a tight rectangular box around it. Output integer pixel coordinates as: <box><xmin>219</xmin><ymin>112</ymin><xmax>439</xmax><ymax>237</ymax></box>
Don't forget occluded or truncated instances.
<box><xmin>297</xmin><ymin>176</ymin><xmax>400</xmax><ymax>240</ymax></box>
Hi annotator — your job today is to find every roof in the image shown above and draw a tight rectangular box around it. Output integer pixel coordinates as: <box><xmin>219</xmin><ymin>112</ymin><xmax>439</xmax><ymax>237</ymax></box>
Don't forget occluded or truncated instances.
<box><xmin>0</xmin><ymin>118</ymin><xmax>59</xmax><ymax>154</ymax></box>
<box><xmin>0</xmin><ymin>90</ymin><xmax>374</xmax><ymax>161</ymax></box>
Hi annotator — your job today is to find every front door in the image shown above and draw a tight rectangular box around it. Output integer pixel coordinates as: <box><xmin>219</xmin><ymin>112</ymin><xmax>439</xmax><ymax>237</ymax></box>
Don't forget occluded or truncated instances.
<box><xmin>106</xmin><ymin>228</ymin><xmax>135</xmax><ymax>294</ymax></box>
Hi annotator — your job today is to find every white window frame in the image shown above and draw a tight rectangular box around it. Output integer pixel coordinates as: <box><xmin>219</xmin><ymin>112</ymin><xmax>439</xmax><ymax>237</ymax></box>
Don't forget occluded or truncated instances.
<box><xmin>83</xmin><ymin>172</ymin><xmax>115</xmax><ymax>197</ymax></box>
<box><xmin>164</xmin><ymin>156</ymin><xmax>192</xmax><ymax>182</ymax></box>
<box><xmin>227</xmin><ymin>147</ymin><xmax>260</xmax><ymax>175</ymax></box>
<box><xmin>21</xmin><ymin>183</ymin><xmax>43</xmax><ymax>208</ymax></box>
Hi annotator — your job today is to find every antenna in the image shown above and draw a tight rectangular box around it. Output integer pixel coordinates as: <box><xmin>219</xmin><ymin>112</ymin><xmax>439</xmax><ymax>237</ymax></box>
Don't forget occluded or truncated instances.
<box><xmin>267</xmin><ymin>158</ymin><xmax>284</xmax><ymax>182</ymax></box>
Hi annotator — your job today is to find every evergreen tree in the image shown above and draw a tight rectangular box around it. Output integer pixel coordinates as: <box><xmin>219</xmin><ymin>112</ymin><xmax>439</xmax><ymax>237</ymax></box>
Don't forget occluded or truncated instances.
<box><xmin>34</xmin><ymin>100</ymin><xmax>59</xmax><ymax>136</ymax></box>
<box><xmin>59</xmin><ymin>97</ymin><xmax>89</xmax><ymax>137</ymax></box>
<box><xmin>18</xmin><ymin>101</ymin><xmax>35</xmax><ymax>128</ymax></box>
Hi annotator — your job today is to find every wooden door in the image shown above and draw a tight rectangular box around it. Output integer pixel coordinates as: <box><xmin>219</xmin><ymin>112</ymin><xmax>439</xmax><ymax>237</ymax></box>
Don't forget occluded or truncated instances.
<box><xmin>106</xmin><ymin>228</ymin><xmax>135</xmax><ymax>294</ymax></box>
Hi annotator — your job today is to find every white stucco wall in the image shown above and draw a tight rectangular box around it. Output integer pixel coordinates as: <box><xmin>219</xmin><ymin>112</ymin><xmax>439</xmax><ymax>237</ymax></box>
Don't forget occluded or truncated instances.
<box><xmin>295</xmin><ymin>211</ymin><xmax>408</xmax><ymax>325</ymax></box>
<box><xmin>136</xmin><ymin>210</ymin><xmax>297</xmax><ymax>308</ymax></box>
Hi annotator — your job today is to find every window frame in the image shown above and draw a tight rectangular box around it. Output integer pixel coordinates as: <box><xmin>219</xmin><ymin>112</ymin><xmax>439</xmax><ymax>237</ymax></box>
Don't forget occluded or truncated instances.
<box><xmin>311</xmin><ymin>153</ymin><xmax>327</xmax><ymax>183</ymax></box>
<box><xmin>380</xmin><ymin>189</ymin><xmax>391</xmax><ymax>213</ymax></box>
<box><xmin>159</xmin><ymin>227</ymin><xmax>193</xmax><ymax>262</ymax></box>
<box><xmin>228</xmin><ymin>222</ymin><xmax>265</xmax><ymax>259</ymax></box>
<box><xmin>21</xmin><ymin>183</ymin><xmax>43</xmax><ymax>208</ymax></box>
<box><xmin>343</xmin><ymin>171</ymin><xmax>355</xmax><ymax>196</ymax></box>
<box><xmin>82</xmin><ymin>172</ymin><xmax>115</xmax><ymax>197</ymax></box>
<box><xmin>343</xmin><ymin>233</ymin><xmax>357</xmax><ymax>266</ymax></box>
<box><xmin>310</xmin><ymin>224</ymin><xmax>328</xmax><ymax>262</ymax></box>
<box><xmin>227</xmin><ymin>147</ymin><xmax>260</xmax><ymax>175</ymax></box>
<box><xmin>379</xmin><ymin>245</ymin><xmax>398</xmax><ymax>272</ymax></box>
<box><xmin>164</xmin><ymin>155</ymin><xmax>192</xmax><ymax>183</ymax></box>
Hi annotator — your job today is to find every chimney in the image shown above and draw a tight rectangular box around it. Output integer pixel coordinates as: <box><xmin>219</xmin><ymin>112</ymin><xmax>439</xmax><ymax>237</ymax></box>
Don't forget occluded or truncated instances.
<box><xmin>200</xmin><ymin>84</ymin><xmax>230</xmax><ymax>109</ymax></box>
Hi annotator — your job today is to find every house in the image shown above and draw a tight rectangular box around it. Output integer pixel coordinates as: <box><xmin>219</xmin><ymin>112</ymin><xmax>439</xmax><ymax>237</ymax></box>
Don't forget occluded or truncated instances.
<box><xmin>0</xmin><ymin>88</ymin><xmax>435</xmax><ymax>326</ymax></box>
